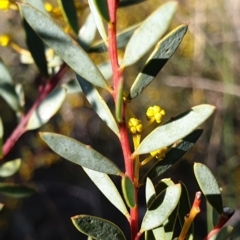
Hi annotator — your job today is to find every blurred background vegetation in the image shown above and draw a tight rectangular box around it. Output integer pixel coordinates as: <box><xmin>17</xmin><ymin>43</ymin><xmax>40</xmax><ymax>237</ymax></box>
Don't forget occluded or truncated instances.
<box><xmin>0</xmin><ymin>0</ymin><xmax>240</xmax><ymax>239</ymax></box>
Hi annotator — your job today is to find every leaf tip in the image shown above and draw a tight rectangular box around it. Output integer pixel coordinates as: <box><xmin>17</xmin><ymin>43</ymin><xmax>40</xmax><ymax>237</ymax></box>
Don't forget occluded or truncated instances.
<box><xmin>223</xmin><ymin>207</ymin><xmax>235</xmax><ymax>219</ymax></box>
<box><xmin>39</xmin><ymin>132</ymin><xmax>49</xmax><ymax>141</ymax></box>
<box><xmin>167</xmin><ymin>0</ymin><xmax>179</xmax><ymax>10</ymax></box>
<box><xmin>173</xmin><ymin>0</ymin><xmax>179</xmax><ymax>6</ymax></box>
<box><xmin>16</xmin><ymin>1</ymin><xmax>23</xmax><ymax>6</ymax></box>
<box><xmin>39</xmin><ymin>132</ymin><xmax>44</xmax><ymax>137</ymax></box>
<box><xmin>17</xmin><ymin>2</ymin><xmax>28</xmax><ymax>10</ymax></box>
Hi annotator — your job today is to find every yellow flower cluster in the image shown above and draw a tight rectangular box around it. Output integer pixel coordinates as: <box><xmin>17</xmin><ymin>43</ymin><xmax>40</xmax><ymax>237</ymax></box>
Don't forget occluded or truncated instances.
<box><xmin>146</xmin><ymin>105</ymin><xmax>165</xmax><ymax>123</ymax></box>
<box><xmin>150</xmin><ymin>147</ymin><xmax>168</xmax><ymax>160</ymax></box>
<box><xmin>0</xmin><ymin>0</ymin><xmax>10</xmax><ymax>10</ymax></box>
<box><xmin>0</xmin><ymin>34</ymin><xmax>11</xmax><ymax>47</ymax></box>
<box><xmin>44</xmin><ymin>2</ymin><xmax>53</xmax><ymax>12</ymax></box>
<box><xmin>44</xmin><ymin>2</ymin><xmax>61</xmax><ymax>17</ymax></box>
<box><xmin>141</xmin><ymin>146</ymin><xmax>168</xmax><ymax>166</ymax></box>
<box><xmin>0</xmin><ymin>0</ymin><xmax>18</xmax><ymax>11</ymax></box>
<box><xmin>128</xmin><ymin>118</ymin><xmax>143</xmax><ymax>134</ymax></box>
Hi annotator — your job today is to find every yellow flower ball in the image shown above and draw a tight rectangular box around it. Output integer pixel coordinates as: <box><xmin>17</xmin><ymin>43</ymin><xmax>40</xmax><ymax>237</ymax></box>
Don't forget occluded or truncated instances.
<box><xmin>128</xmin><ymin>118</ymin><xmax>143</xmax><ymax>134</ymax></box>
<box><xmin>0</xmin><ymin>34</ymin><xmax>11</xmax><ymax>47</ymax></box>
<box><xmin>146</xmin><ymin>105</ymin><xmax>165</xmax><ymax>123</ymax></box>
<box><xmin>0</xmin><ymin>1</ymin><xmax>10</xmax><ymax>11</ymax></box>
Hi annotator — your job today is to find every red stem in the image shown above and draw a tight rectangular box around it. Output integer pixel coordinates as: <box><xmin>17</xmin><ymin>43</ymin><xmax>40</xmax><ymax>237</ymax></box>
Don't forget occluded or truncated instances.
<box><xmin>131</xmin><ymin>198</ymin><xmax>139</xmax><ymax>240</ymax></box>
<box><xmin>119</xmin><ymin>102</ymin><xmax>138</xmax><ymax>240</ymax></box>
<box><xmin>119</xmin><ymin>122</ymin><xmax>133</xmax><ymax>177</ymax></box>
<box><xmin>108</xmin><ymin>24</ymin><xmax>119</xmax><ymax>98</ymax></box>
<box><xmin>179</xmin><ymin>191</ymin><xmax>201</xmax><ymax>240</ymax></box>
<box><xmin>135</xmin><ymin>232</ymin><xmax>143</xmax><ymax>240</ymax></box>
<box><xmin>107</xmin><ymin>1</ymin><xmax>139</xmax><ymax>239</ymax></box>
<box><xmin>1</xmin><ymin>63</ymin><xmax>67</xmax><ymax>159</ymax></box>
<box><xmin>107</xmin><ymin>1</ymin><xmax>119</xmax><ymax>97</ymax></box>
<box><xmin>107</xmin><ymin>0</ymin><xmax>119</xmax><ymax>22</ymax></box>
<box><xmin>203</xmin><ymin>211</ymin><xmax>233</xmax><ymax>240</ymax></box>
<box><xmin>193</xmin><ymin>191</ymin><xmax>201</xmax><ymax>209</ymax></box>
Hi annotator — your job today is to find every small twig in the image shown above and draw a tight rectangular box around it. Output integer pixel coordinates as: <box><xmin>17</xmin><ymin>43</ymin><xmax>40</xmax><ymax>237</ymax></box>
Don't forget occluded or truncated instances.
<box><xmin>203</xmin><ymin>207</ymin><xmax>235</xmax><ymax>240</ymax></box>
<box><xmin>179</xmin><ymin>191</ymin><xmax>202</xmax><ymax>240</ymax></box>
<box><xmin>134</xmin><ymin>231</ymin><xmax>143</xmax><ymax>240</ymax></box>
<box><xmin>1</xmin><ymin>63</ymin><xmax>67</xmax><ymax>160</ymax></box>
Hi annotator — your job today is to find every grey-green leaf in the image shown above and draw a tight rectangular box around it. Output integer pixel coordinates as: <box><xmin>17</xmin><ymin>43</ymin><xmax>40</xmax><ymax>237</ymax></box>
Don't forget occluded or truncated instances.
<box><xmin>194</xmin><ymin>162</ymin><xmax>223</xmax><ymax>214</ymax></box>
<box><xmin>19</xmin><ymin>3</ymin><xmax>110</xmax><ymax>90</ymax></box>
<box><xmin>141</xmin><ymin>184</ymin><xmax>181</xmax><ymax>231</ymax></box>
<box><xmin>154</xmin><ymin>178</ymin><xmax>174</xmax><ymax>196</ymax></box>
<box><xmin>209</xmin><ymin>226</ymin><xmax>233</xmax><ymax>240</ymax></box>
<box><xmin>0</xmin><ymin>159</ymin><xmax>21</xmax><ymax>178</ymax></box>
<box><xmin>83</xmin><ymin>167</ymin><xmax>129</xmax><ymax>218</ymax></box>
<box><xmin>58</xmin><ymin>0</ymin><xmax>79</xmax><ymax>34</ymax></box>
<box><xmin>145</xmin><ymin>178</ymin><xmax>156</xmax><ymax>208</ymax></box>
<box><xmin>71</xmin><ymin>215</ymin><xmax>127</xmax><ymax>240</ymax></box>
<box><xmin>23</xmin><ymin>20</ymin><xmax>48</xmax><ymax>76</ymax></box>
<box><xmin>163</xmin><ymin>208</ymin><xmax>179</xmax><ymax>240</ymax></box>
<box><xmin>88</xmin><ymin>0</ymin><xmax>108</xmax><ymax>45</ymax></box>
<box><xmin>130</xmin><ymin>24</ymin><xmax>188</xmax><ymax>99</ymax></box>
<box><xmin>121</xmin><ymin>175</ymin><xmax>135</xmax><ymax>208</ymax></box>
<box><xmin>140</xmin><ymin>129</ymin><xmax>203</xmax><ymax>184</ymax></box>
<box><xmin>40</xmin><ymin>133</ymin><xmax>122</xmax><ymax>175</ymax></box>
<box><xmin>212</xmin><ymin>207</ymin><xmax>219</xmax><ymax>227</ymax></box>
<box><xmin>23</xmin><ymin>19</ymin><xmax>49</xmax><ymax>76</ymax></box>
<box><xmin>115</xmin><ymin>23</ymin><xmax>140</xmax><ymax>49</ymax></box>
<box><xmin>0</xmin><ymin>117</ymin><xmax>3</xmax><ymax>138</ymax></box>
<box><xmin>77</xmin><ymin>75</ymin><xmax>119</xmax><ymax>136</ymax></box>
<box><xmin>0</xmin><ymin>59</ymin><xmax>21</xmax><ymax>112</ymax></box>
<box><xmin>144</xmin><ymin>230</ymin><xmax>156</xmax><ymax>240</ymax></box>
<box><xmin>15</xmin><ymin>84</ymin><xmax>25</xmax><ymax>108</ymax></box>
<box><xmin>152</xmin><ymin>227</ymin><xmax>165</xmax><ymax>240</ymax></box>
<box><xmin>121</xmin><ymin>1</ymin><xmax>178</xmax><ymax>67</ymax></box>
<box><xmin>153</xmin><ymin>203</ymin><xmax>179</xmax><ymax>240</ymax></box>
<box><xmin>0</xmin><ymin>118</ymin><xmax>2</xmax><ymax>157</ymax></box>
<box><xmin>134</xmin><ymin>105</ymin><xmax>215</xmax><ymax>156</ymax></box>
<box><xmin>148</xmin><ymin>178</ymin><xmax>174</xmax><ymax>215</ymax></box>
<box><xmin>115</xmin><ymin>78</ymin><xmax>124</xmax><ymax>123</ymax></box>
<box><xmin>26</xmin><ymin>87</ymin><xmax>66</xmax><ymax>130</ymax></box>
<box><xmin>98</xmin><ymin>61</ymin><xmax>112</xmax><ymax>80</ymax></box>
<box><xmin>93</xmin><ymin>0</ymin><xmax>110</xmax><ymax>22</ymax></box>
<box><xmin>23</xmin><ymin>0</ymin><xmax>49</xmax><ymax>15</ymax></box>
<box><xmin>78</xmin><ymin>13</ymin><xmax>97</xmax><ymax>51</ymax></box>
<box><xmin>89</xmin><ymin>23</ymin><xmax>140</xmax><ymax>53</ymax></box>
<box><xmin>178</xmin><ymin>181</ymin><xmax>191</xmax><ymax>227</ymax></box>
<box><xmin>0</xmin><ymin>83</ymin><xmax>21</xmax><ymax>112</ymax></box>
<box><xmin>0</xmin><ymin>58</ymin><xmax>13</xmax><ymax>84</ymax></box>
<box><xmin>22</xmin><ymin>0</ymin><xmax>50</xmax><ymax>77</ymax></box>
<box><xmin>23</xmin><ymin>0</ymin><xmax>49</xmax><ymax>77</ymax></box>
<box><xmin>0</xmin><ymin>183</ymin><xmax>35</xmax><ymax>198</ymax></box>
